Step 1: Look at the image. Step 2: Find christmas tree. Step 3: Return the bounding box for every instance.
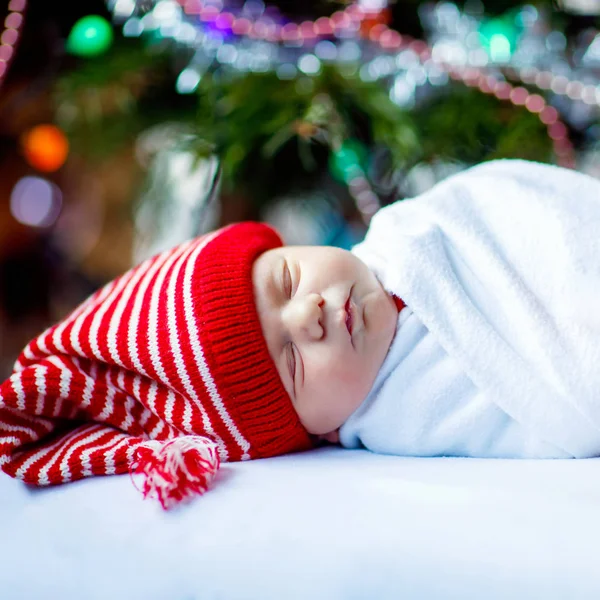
[0,0,598,374]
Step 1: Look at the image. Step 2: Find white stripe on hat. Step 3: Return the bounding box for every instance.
[59,424,107,483]
[120,396,135,432]
[126,245,178,378]
[146,380,158,415]
[183,238,251,460]
[33,365,47,416]
[46,356,73,418]
[0,421,38,437]
[0,436,21,447]
[10,374,26,411]
[1,405,53,430]
[107,251,164,369]
[68,279,120,359]
[47,290,98,355]
[97,367,117,422]
[133,376,154,430]
[23,421,102,484]
[164,389,176,425]
[165,234,229,458]
[81,431,129,477]
[149,419,166,441]
[78,359,97,410]
[104,434,134,475]
[146,241,192,388]
[86,268,139,362]
[17,434,69,482]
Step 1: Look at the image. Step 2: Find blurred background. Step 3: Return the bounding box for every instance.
[0,0,598,377]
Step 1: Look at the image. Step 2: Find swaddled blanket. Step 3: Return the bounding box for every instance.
[342,160,600,459]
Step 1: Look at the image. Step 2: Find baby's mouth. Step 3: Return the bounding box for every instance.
[345,296,353,335]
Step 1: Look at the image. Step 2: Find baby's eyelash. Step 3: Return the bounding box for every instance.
[282,262,293,298]
[287,344,296,389]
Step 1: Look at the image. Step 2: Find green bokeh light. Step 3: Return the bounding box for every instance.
[479,17,520,63]
[67,15,114,57]
[329,139,368,183]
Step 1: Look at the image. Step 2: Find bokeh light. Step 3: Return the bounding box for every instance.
[21,124,69,172]
[66,15,114,57]
[10,176,63,228]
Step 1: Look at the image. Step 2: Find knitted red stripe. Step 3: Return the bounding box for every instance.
[138,245,189,391]
[102,261,154,369]
[110,435,141,474]
[32,424,110,484]
[0,353,171,484]
[0,407,50,439]
[181,236,257,460]
[42,357,90,419]
[102,373,131,431]
[0,431,28,455]
[16,336,43,369]
[3,432,66,482]
[67,427,128,481]
[86,431,137,476]
[117,248,176,373]
[73,361,125,431]
[170,246,221,440]
[177,239,245,459]
[89,269,136,364]
[112,370,151,433]
[149,243,226,444]
[5,423,100,483]
[133,377,169,438]
[62,425,129,483]
[70,285,119,362]
[129,251,169,379]
[53,281,117,360]
[69,358,101,415]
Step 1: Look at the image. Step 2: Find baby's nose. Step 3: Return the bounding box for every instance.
[285,293,324,340]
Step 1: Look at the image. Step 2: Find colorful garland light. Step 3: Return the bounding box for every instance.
[0,0,27,90]
[107,0,599,172]
[176,0,389,44]
[362,21,579,169]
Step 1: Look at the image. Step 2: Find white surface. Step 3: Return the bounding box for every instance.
[1,447,600,599]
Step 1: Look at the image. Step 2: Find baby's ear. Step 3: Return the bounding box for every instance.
[317,430,340,444]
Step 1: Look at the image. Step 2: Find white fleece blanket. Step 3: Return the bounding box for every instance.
[340,307,569,458]
[343,160,600,459]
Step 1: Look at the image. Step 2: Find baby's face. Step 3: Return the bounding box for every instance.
[252,245,398,439]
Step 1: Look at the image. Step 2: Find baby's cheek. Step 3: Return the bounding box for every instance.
[317,357,371,395]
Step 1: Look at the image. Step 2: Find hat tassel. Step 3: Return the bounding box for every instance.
[131,435,220,510]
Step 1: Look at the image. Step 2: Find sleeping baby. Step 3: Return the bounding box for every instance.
[2,159,599,509]
[254,159,600,460]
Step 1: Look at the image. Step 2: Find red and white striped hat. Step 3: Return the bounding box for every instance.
[0,222,312,509]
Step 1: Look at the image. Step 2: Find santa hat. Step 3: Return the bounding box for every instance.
[0,223,312,509]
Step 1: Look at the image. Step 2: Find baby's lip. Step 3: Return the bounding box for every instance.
[345,296,353,336]
[344,285,355,341]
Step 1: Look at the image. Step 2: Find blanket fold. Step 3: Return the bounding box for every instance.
[352,160,600,458]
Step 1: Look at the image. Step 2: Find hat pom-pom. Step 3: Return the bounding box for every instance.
[131,435,220,510]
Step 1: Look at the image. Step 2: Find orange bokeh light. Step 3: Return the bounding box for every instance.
[21,124,69,172]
